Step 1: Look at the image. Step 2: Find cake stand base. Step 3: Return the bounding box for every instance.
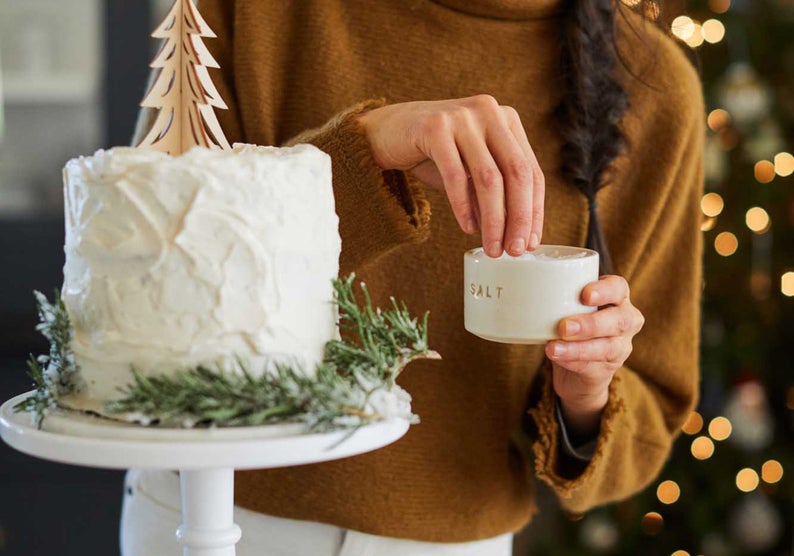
[1,391,409,556]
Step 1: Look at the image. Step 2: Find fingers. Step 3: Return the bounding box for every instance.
[501,106,545,250]
[558,304,645,341]
[409,95,543,251]
[546,336,632,368]
[456,112,506,257]
[581,275,631,307]
[485,110,533,256]
[425,127,479,234]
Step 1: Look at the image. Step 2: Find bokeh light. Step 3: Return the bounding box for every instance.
[701,19,726,43]
[657,480,681,504]
[672,16,696,40]
[691,436,715,460]
[671,551,690,556]
[774,152,794,176]
[754,160,776,183]
[714,232,738,256]
[745,207,770,233]
[708,0,730,12]
[736,468,759,492]
[761,460,783,483]
[681,411,703,435]
[701,193,724,217]
[701,216,717,232]
[685,24,705,47]
[717,127,740,150]
[782,272,794,297]
[641,512,664,535]
[707,108,731,131]
[708,416,732,441]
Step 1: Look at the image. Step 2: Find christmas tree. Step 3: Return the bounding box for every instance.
[136,0,231,154]
[523,0,793,554]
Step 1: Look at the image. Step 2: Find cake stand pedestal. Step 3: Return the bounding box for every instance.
[0,391,409,556]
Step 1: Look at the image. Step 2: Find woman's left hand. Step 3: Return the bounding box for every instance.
[545,275,645,441]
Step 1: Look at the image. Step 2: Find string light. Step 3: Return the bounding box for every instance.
[641,512,664,535]
[708,0,730,13]
[691,436,715,459]
[736,468,759,492]
[657,480,681,504]
[707,108,731,131]
[761,460,783,483]
[672,16,696,40]
[745,207,770,233]
[681,411,703,434]
[754,160,776,183]
[714,232,738,256]
[774,152,794,176]
[701,192,724,217]
[701,19,726,43]
[782,272,794,297]
[685,24,705,48]
[708,416,732,440]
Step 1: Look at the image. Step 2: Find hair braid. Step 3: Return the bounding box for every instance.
[555,0,633,275]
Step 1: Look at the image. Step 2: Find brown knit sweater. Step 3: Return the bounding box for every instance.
[196,0,705,543]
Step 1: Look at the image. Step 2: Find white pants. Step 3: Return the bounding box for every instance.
[120,469,514,556]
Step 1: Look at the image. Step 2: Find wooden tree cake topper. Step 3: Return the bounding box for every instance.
[136,0,232,155]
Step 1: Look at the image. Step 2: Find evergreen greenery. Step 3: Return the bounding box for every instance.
[15,274,440,432]
[13,290,78,428]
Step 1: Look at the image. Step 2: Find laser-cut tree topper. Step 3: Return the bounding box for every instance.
[136,0,231,155]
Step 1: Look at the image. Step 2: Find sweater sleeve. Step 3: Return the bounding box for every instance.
[193,1,432,277]
[280,101,432,277]
[526,94,706,516]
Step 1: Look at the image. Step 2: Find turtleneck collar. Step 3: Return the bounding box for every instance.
[428,0,566,20]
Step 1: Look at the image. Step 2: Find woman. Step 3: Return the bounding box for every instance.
[123,0,704,554]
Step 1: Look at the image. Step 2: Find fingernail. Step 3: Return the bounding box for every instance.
[564,320,580,337]
[465,217,478,234]
[529,233,540,249]
[589,290,601,304]
[553,343,567,358]
[488,240,502,257]
[510,238,525,255]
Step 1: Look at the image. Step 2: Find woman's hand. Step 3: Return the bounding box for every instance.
[545,275,645,441]
[357,95,545,258]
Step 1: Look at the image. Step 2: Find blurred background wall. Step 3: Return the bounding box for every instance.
[0,0,792,555]
[0,2,152,554]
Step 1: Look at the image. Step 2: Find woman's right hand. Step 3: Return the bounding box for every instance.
[356,95,545,258]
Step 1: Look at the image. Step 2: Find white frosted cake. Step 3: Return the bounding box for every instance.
[58,143,342,415]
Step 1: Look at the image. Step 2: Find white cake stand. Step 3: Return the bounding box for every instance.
[0,391,409,556]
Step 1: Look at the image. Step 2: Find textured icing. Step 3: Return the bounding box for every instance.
[61,143,342,404]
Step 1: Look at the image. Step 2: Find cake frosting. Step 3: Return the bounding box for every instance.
[59,143,342,412]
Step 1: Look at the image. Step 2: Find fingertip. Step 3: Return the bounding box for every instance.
[528,232,540,250]
[545,341,557,359]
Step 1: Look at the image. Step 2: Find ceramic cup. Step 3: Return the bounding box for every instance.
[464,245,599,344]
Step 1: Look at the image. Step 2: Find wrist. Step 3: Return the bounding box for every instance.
[557,391,608,443]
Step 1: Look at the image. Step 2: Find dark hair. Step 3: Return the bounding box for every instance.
[555,0,670,275]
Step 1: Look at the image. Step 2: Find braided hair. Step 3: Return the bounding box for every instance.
[555,0,668,275]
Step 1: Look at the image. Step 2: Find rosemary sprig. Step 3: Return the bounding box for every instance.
[14,290,79,428]
[17,274,440,432]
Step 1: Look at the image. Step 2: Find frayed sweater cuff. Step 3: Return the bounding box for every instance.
[284,98,431,275]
